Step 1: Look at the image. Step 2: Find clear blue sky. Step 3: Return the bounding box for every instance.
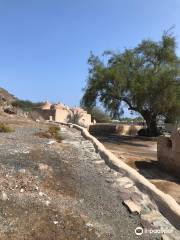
[0,0,180,115]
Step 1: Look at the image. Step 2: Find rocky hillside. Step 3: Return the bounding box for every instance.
[0,87,16,104]
[0,87,17,113]
[0,87,34,117]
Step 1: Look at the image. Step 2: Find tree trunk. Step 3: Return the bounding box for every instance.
[141,111,158,136]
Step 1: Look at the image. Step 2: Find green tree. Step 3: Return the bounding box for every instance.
[12,99,43,112]
[85,107,112,123]
[81,32,180,136]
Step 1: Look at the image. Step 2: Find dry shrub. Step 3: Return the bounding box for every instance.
[0,122,14,133]
[35,125,62,142]
[35,131,51,139]
[28,111,44,121]
[48,125,60,135]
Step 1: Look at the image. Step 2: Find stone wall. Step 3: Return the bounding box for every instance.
[157,130,180,178]
[89,123,142,136]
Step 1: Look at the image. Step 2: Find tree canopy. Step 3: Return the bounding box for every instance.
[84,107,112,123]
[81,31,180,136]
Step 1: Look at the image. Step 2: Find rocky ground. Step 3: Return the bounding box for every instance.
[0,115,178,239]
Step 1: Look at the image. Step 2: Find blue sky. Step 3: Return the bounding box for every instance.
[0,0,180,116]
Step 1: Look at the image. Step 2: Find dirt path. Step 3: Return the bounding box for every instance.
[96,134,180,204]
[0,118,162,240]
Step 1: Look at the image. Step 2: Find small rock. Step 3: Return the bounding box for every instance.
[47,140,56,145]
[1,192,8,201]
[112,172,118,177]
[86,222,94,228]
[123,199,141,214]
[141,210,161,224]
[20,189,25,193]
[39,164,49,171]
[105,178,114,184]
[130,192,143,203]
[23,150,30,154]
[124,182,134,189]
[19,169,26,174]
[53,221,58,225]
[118,191,131,201]
[39,192,45,197]
[79,199,84,204]
[45,201,50,206]
[161,235,171,240]
[94,160,104,164]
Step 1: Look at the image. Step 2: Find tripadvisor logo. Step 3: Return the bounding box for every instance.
[135,226,174,236]
[135,227,143,236]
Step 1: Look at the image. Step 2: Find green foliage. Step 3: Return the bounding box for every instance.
[81,31,180,136]
[86,107,111,123]
[0,123,14,133]
[119,117,144,123]
[12,100,43,112]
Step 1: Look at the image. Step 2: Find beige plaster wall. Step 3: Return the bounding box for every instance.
[89,123,142,136]
[157,130,180,178]
[55,109,72,123]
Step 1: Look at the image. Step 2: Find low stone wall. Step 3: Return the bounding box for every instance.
[89,123,142,136]
[157,130,180,178]
[56,121,180,229]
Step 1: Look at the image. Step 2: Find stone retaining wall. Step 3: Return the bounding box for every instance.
[157,130,180,178]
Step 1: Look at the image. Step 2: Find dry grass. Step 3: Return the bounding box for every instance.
[0,122,14,133]
[35,125,62,142]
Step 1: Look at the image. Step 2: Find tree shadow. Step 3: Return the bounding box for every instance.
[135,160,180,184]
[96,134,150,148]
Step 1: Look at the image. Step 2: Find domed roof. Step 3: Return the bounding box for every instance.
[41,101,52,110]
[51,103,66,110]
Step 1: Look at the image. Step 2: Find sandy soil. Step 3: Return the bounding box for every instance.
[95,134,180,204]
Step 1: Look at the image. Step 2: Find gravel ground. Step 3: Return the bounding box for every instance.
[0,118,162,239]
